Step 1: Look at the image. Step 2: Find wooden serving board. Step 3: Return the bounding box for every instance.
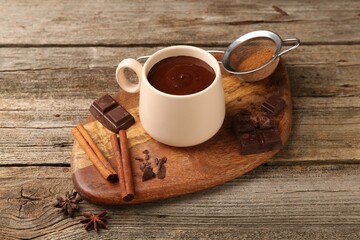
[71,60,292,205]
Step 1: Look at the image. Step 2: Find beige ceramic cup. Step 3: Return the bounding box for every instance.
[116,45,225,147]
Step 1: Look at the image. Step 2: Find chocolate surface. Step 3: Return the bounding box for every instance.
[261,95,286,115]
[232,108,283,155]
[147,56,215,95]
[89,94,135,133]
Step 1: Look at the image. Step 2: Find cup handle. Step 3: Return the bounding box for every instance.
[116,58,142,93]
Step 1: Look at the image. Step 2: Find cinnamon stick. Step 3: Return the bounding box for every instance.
[119,130,135,198]
[110,133,131,201]
[71,125,117,182]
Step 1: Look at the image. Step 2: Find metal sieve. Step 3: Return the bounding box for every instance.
[215,30,300,82]
[136,30,300,82]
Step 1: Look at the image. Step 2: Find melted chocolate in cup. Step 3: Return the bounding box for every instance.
[147,56,215,95]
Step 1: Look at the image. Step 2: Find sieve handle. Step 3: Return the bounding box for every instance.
[207,50,224,64]
[137,55,151,63]
[278,38,300,57]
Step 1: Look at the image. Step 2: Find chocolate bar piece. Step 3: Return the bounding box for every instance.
[89,94,135,133]
[261,95,286,115]
[255,115,277,129]
[238,132,263,155]
[260,128,283,151]
[232,110,255,133]
[237,127,282,155]
[232,108,283,155]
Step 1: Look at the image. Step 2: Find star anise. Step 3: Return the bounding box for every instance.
[54,190,82,217]
[80,211,109,232]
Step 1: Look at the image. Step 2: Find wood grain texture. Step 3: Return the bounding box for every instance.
[0,0,360,46]
[0,0,360,238]
[0,164,359,239]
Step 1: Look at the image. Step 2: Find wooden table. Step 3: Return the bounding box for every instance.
[1,1,359,239]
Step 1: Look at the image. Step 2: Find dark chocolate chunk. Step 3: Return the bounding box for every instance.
[156,156,167,179]
[142,165,156,181]
[237,128,283,155]
[93,94,117,113]
[259,128,283,151]
[140,161,151,172]
[238,109,252,117]
[159,157,167,165]
[89,94,135,133]
[232,109,256,133]
[232,108,283,155]
[261,95,286,115]
[233,121,255,133]
[157,165,166,179]
[238,133,263,155]
[256,115,277,129]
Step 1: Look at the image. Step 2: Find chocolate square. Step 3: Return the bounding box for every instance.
[93,94,118,113]
[261,95,286,115]
[238,133,263,155]
[260,128,283,151]
[89,94,135,133]
[105,105,135,130]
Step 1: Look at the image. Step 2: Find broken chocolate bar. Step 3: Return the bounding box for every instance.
[232,108,283,155]
[238,132,263,155]
[261,95,286,116]
[260,128,283,152]
[89,94,135,133]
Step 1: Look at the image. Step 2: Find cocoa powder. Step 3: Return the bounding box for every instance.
[237,49,275,72]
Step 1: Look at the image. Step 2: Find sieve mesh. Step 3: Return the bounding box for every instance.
[228,37,276,72]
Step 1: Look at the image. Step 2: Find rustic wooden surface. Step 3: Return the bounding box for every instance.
[0,0,359,239]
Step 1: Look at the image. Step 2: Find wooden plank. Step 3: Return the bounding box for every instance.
[0,0,359,45]
[0,164,359,239]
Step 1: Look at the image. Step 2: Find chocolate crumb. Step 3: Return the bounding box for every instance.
[159,157,167,165]
[135,157,144,162]
[140,161,151,172]
[157,165,166,179]
[142,166,156,181]
[138,150,168,181]
[156,157,167,179]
